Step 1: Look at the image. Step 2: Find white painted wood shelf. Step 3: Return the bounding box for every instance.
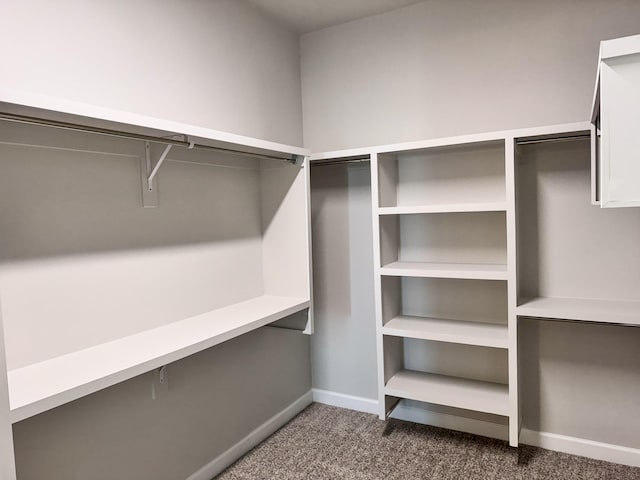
[382,315,508,349]
[0,88,309,159]
[380,261,508,280]
[378,202,507,215]
[517,297,640,326]
[385,370,509,416]
[8,295,309,424]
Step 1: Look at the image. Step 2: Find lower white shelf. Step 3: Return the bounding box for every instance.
[384,370,509,416]
[380,261,508,280]
[8,295,310,423]
[382,315,508,349]
[517,297,640,326]
[377,202,508,215]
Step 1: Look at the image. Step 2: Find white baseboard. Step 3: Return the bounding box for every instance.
[311,388,378,414]
[521,428,640,468]
[392,403,509,441]
[186,388,640,475]
[186,390,313,480]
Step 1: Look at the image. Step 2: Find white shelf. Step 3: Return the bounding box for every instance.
[517,297,640,326]
[8,295,309,423]
[380,261,508,280]
[0,87,309,158]
[385,370,509,416]
[382,315,508,349]
[378,202,507,215]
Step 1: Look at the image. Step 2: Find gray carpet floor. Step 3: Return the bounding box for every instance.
[217,403,640,479]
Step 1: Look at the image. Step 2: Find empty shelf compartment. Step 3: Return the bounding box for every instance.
[385,370,509,416]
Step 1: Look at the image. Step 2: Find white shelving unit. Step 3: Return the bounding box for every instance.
[370,135,517,445]
[309,122,605,449]
[0,88,313,478]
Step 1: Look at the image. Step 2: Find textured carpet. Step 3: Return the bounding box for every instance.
[217,403,640,479]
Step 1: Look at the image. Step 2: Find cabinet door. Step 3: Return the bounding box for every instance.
[600,53,640,208]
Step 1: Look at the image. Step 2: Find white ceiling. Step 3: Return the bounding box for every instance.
[246,0,425,34]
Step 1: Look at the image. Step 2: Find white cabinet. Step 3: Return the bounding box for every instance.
[592,34,640,208]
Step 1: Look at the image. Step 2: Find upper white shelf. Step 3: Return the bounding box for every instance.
[517,297,640,326]
[0,88,309,159]
[309,122,592,162]
[378,202,507,215]
[385,370,509,416]
[382,315,508,349]
[380,261,508,280]
[8,295,309,423]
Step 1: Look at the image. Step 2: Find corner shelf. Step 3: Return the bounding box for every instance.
[378,202,507,215]
[382,315,508,349]
[8,295,309,423]
[517,297,640,326]
[380,261,508,280]
[385,370,509,416]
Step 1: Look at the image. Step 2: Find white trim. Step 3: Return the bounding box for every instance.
[392,402,508,441]
[312,388,378,414]
[185,390,313,480]
[520,429,640,468]
[308,122,591,162]
[600,34,640,61]
[202,389,640,470]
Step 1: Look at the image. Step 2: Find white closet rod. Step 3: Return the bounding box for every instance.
[0,112,302,164]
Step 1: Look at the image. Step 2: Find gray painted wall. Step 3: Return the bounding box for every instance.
[14,327,310,480]
[310,164,377,400]
[0,1,310,478]
[301,0,640,152]
[0,0,303,146]
[303,0,640,448]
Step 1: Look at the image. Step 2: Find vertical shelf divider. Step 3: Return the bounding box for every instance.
[371,152,389,419]
[505,136,519,447]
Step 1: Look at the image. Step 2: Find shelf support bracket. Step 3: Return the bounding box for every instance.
[147,143,172,191]
[140,142,173,208]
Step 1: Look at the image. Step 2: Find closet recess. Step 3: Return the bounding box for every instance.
[0,88,313,427]
[516,127,640,326]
